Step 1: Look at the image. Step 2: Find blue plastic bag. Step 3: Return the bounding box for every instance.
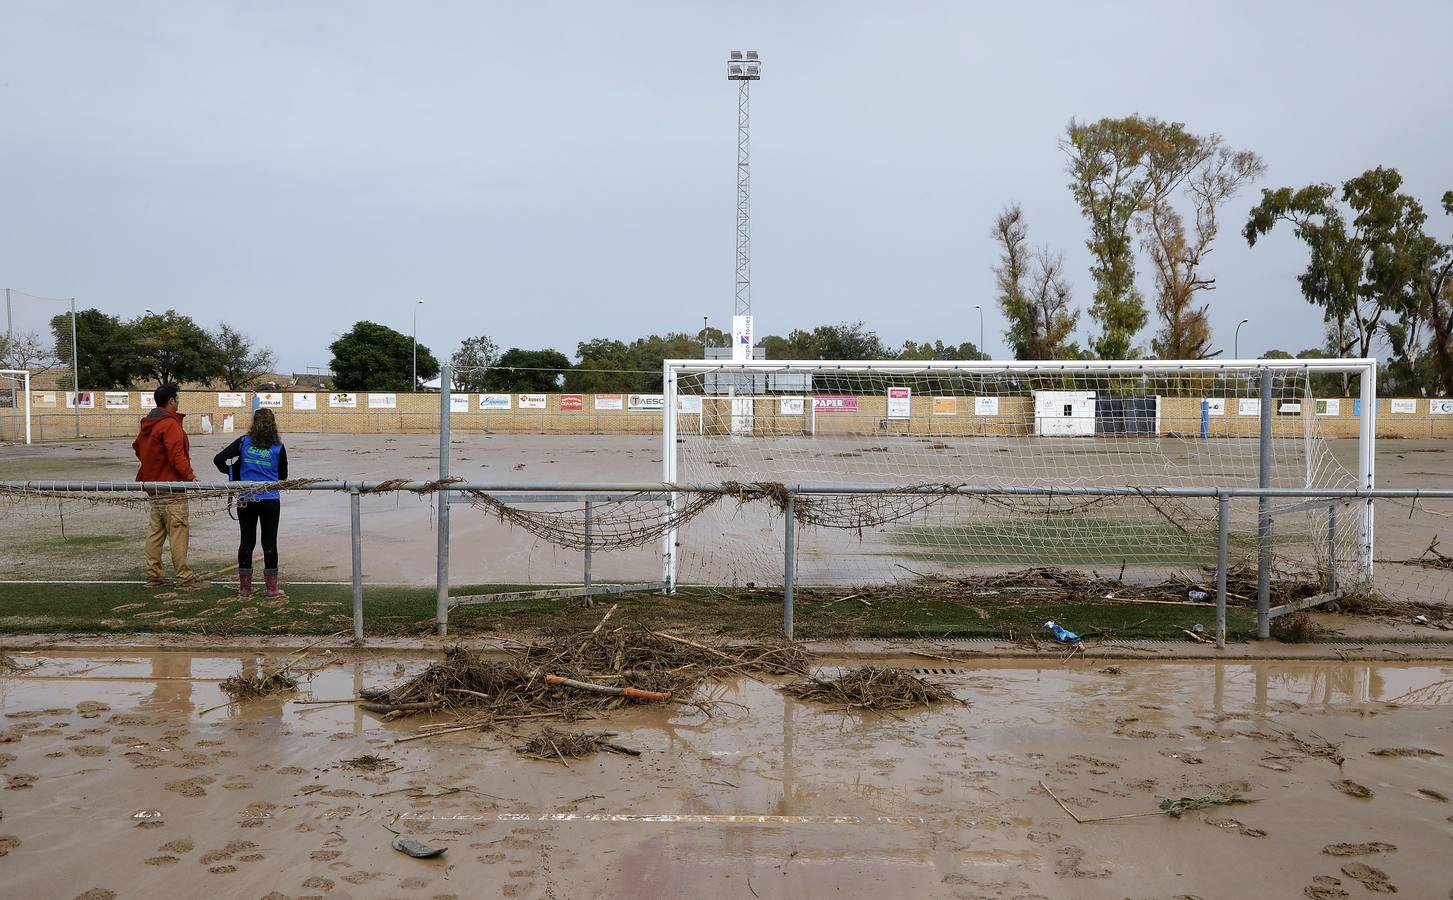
[1043,620,1080,643]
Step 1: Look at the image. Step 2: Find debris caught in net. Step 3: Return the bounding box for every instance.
[783,666,958,711]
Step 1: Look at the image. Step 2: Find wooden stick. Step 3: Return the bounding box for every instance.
[447,689,491,701]
[592,604,618,634]
[597,740,642,756]
[361,700,443,714]
[545,674,672,702]
[394,722,483,743]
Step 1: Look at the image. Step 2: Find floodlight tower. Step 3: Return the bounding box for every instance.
[727,50,760,359]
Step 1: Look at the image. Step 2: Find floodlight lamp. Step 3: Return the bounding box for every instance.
[729,64,744,77]
[729,50,743,60]
[745,50,758,59]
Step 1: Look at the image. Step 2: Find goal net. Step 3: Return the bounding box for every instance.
[662,359,1375,593]
[0,369,31,444]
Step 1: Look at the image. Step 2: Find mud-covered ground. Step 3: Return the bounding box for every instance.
[1,650,1450,898]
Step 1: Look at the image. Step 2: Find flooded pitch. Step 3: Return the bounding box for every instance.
[2,651,1451,898]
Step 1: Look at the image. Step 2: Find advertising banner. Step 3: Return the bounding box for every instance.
[330,392,357,408]
[1390,399,1417,414]
[1315,399,1340,416]
[449,393,470,413]
[30,392,56,407]
[255,391,284,409]
[1432,399,1453,415]
[293,393,317,410]
[595,394,624,411]
[780,397,804,415]
[887,386,911,419]
[676,395,702,415]
[932,396,957,416]
[1202,398,1226,416]
[628,394,664,411]
[813,396,858,413]
[731,314,753,361]
[200,413,213,434]
[479,394,512,410]
[66,391,94,409]
[518,394,547,409]
[560,394,584,411]
[975,396,1000,416]
[368,393,397,409]
[104,392,130,409]
[1237,398,1260,417]
[222,413,235,433]
[218,392,246,408]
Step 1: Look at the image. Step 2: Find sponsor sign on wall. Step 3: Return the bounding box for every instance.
[449,394,470,413]
[731,314,753,361]
[1278,401,1302,415]
[628,394,664,411]
[222,413,235,433]
[813,396,858,412]
[518,394,547,409]
[932,396,957,416]
[1202,398,1226,416]
[974,396,999,416]
[595,394,624,411]
[67,391,94,409]
[1315,399,1340,416]
[255,391,284,409]
[676,395,702,415]
[30,392,56,406]
[1390,399,1416,414]
[200,413,213,434]
[560,394,584,411]
[1432,399,1453,415]
[479,394,512,410]
[780,397,804,415]
[218,392,246,408]
[1237,398,1260,417]
[368,393,397,409]
[887,386,911,419]
[293,393,317,410]
[330,392,357,408]
[104,392,130,409]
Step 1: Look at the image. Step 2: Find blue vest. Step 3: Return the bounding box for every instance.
[239,436,283,501]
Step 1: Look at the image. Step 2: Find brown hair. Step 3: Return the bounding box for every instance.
[248,408,280,449]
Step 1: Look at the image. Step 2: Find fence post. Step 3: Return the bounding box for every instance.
[583,500,594,609]
[435,365,452,636]
[1215,492,1229,649]
[1256,369,1273,640]
[350,487,364,642]
[783,495,796,640]
[1327,503,1338,596]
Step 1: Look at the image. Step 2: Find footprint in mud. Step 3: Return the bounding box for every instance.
[207,865,237,874]
[5,773,37,789]
[0,836,20,857]
[164,776,215,798]
[341,871,382,884]
[1340,862,1396,892]
[1324,842,1397,856]
[0,752,15,768]
[1415,788,1448,802]
[310,850,342,862]
[158,838,193,854]
[400,876,431,889]
[143,856,180,866]
[277,766,308,775]
[1331,779,1373,799]
[72,891,116,900]
[76,701,110,719]
[1025,830,1058,844]
[477,852,507,864]
[1304,874,1348,899]
[302,875,335,891]
[1053,845,1109,879]
[71,745,108,757]
[1370,747,1443,759]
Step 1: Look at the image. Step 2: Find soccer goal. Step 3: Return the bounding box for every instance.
[0,369,32,444]
[660,358,1376,592]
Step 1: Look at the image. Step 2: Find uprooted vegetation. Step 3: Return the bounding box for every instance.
[219,669,299,701]
[783,666,959,711]
[1270,612,1324,643]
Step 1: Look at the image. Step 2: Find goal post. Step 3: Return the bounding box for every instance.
[661,357,1377,591]
[0,369,32,445]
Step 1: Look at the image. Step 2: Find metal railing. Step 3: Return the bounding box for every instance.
[4,478,1452,646]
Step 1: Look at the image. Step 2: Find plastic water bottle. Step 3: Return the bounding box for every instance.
[1188,590,1209,602]
[1043,620,1080,643]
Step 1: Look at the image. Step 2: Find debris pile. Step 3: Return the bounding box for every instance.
[1269,612,1324,643]
[219,668,299,701]
[784,666,958,711]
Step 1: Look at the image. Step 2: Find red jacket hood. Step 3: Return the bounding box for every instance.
[134,408,196,482]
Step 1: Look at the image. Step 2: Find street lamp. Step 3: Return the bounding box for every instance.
[1234,318,1250,359]
[974,304,985,360]
[412,300,425,391]
[702,316,710,357]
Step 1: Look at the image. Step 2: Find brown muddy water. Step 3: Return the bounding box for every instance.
[1,652,1451,898]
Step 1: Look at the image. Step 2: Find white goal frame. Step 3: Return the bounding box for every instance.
[660,357,1378,589]
[0,369,32,445]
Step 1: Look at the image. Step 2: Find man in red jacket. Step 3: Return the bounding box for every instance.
[133,384,198,586]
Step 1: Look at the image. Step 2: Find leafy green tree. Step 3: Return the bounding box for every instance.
[1064,115,1212,358]
[328,320,438,392]
[482,348,571,392]
[1411,192,1453,395]
[450,335,501,392]
[50,308,136,388]
[214,323,278,390]
[991,204,1080,360]
[758,322,890,360]
[1244,167,1426,366]
[128,310,225,387]
[896,339,981,360]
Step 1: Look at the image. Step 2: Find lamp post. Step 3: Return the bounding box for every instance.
[974,304,985,360]
[412,300,425,391]
[1234,318,1250,359]
[702,316,710,357]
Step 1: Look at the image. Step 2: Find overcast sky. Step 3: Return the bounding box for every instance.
[3,0,1451,372]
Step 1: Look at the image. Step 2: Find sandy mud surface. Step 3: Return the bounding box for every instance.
[1,650,1450,898]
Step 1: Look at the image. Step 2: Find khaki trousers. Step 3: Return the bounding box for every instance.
[145,496,194,584]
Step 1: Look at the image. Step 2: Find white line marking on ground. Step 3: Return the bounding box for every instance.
[402,813,929,825]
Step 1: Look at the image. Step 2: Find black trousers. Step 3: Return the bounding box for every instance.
[238,499,281,570]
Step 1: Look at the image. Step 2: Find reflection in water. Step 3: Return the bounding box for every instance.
[144,651,193,713]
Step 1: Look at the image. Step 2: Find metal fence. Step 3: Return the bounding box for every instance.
[3,477,1451,647]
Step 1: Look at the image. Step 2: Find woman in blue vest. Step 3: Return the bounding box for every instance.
[213,408,289,598]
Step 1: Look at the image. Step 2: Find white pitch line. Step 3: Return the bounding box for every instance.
[402,812,929,826]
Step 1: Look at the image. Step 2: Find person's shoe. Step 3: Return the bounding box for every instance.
[145,577,167,588]
[264,569,284,598]
[238,569,253,599]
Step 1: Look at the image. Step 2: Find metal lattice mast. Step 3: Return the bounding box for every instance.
[727,51,761,319]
